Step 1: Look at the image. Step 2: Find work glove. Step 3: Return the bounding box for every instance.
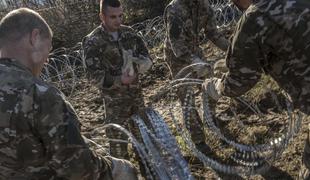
[121,70,137,85]
[122,49,138,85]
[108,156,138,180]
[136,55,152,74]
[202,77,222,101]
[122,49,136,76]
[122,49,152,74]
[191,55,213,78]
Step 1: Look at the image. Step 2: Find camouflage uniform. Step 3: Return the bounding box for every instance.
[0,58,112,179]
[216,0,310,178]
[82,25,151,159]
[164,0,229,70]
[163,0,229,149]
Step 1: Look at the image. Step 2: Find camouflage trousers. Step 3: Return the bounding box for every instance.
[102,85,146,159]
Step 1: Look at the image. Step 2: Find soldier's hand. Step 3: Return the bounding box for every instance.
[113,75,123,87]
[109,157,138,180]
[123,49,152,74]
[202,77,222,101]
[191,56,213,78]
[123,49,140,62]
[121,69,137,85]
[136,56,152,74]
[122,49,135,76]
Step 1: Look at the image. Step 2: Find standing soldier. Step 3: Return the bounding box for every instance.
[82,0,152,160]
[203,0,310,179]
[164,0,230,152]
[0,8,137,179]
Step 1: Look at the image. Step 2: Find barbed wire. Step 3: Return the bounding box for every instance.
[3,1,302,178]
[40,4,237,96]
[91,111,194,180]
[132,16,165,49]
[209,0,242,28]
[40,43,85,96]
[149,64,302,175]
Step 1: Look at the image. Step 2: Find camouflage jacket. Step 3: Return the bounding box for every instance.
[82,24,151,89]
[219,0,310,114]
[0,58,112,179]
[164,0,229,62]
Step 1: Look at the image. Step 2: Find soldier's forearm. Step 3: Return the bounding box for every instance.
[168,37,192,59]
[132,56,152,73]
[171,45,192,59]
[205,27,230,51]
[171,51,192,63]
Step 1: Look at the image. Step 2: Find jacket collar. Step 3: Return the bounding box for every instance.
[0,58,33,75]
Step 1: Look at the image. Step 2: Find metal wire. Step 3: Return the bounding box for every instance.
[40,43,85,96]
[209,0,242,28]
[151,62,303,175]
[94,112,194,180]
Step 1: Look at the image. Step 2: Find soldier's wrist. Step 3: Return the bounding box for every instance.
[98,156,114,179]
[103,74,114,88]
[190,54,203,63]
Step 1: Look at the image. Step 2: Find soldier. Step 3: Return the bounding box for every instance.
[163,0,230,152]
[164,0,230,76]
[203,0,310,179]
[0,8,137,179]
[82,0,152,160]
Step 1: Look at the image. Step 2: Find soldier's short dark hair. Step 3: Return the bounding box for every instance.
[0,8,52,47]
[100,0,121,14]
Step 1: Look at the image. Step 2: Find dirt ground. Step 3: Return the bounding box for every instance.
[67,43,310,180]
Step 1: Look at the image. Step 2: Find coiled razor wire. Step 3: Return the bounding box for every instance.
[40,43,85,96]
[168,105,272,176]
[143,108,194,179]
[151,62,303,176]
[12,0,243,94]
[201,90,302,163]
[209,0,242,28]
[132,16,165,49]
[130,0,241,50]
[91,108,194,180]
[91,124,156,180]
